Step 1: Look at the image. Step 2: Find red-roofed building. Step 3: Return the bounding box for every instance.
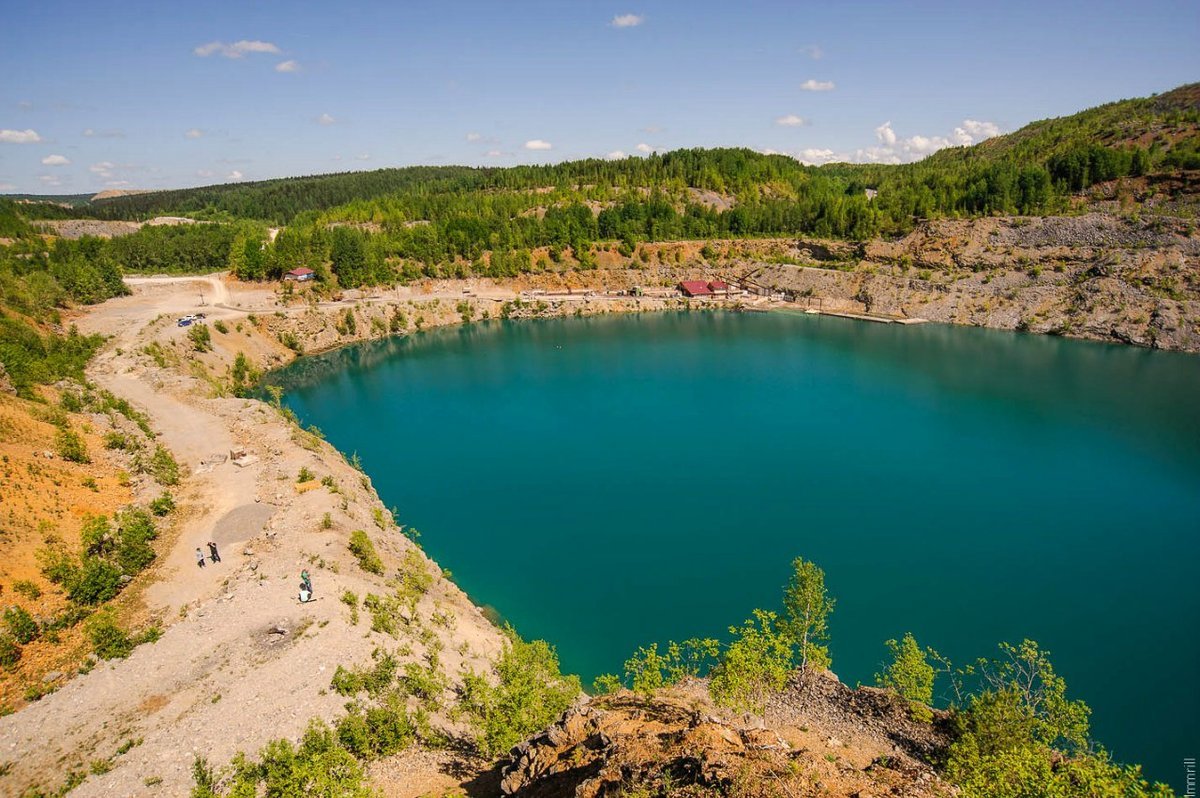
[708,280,730,295]
[284,267,316,282]
[678,280,713,297]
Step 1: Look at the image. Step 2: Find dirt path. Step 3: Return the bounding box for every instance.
[0,277,508,797]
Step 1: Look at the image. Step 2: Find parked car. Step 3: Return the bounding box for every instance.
[177,318,193,327]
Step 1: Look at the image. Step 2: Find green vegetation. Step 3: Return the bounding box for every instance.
[458,628,582,756]
[85,610,133,660]
[875,632,936,722]
[187,323,211,352]
[348,529,384,575]
[708,609,794,713]
[782,556,835,670]
[38,508,160,606]
[3,606,39,645]
[191,721,373,798]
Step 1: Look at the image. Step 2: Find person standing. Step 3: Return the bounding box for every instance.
[208,541,221,564]
[195,547,206,568]
[300,569,313,596]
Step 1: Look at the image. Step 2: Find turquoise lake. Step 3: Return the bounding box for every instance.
[269,311,1200,787]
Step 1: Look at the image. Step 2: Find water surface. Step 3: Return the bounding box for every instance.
[270,311,1200,786]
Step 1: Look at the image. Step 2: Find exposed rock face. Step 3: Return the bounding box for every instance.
[500,674,955,798]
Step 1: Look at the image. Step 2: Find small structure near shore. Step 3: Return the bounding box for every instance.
[678,280,713,297]
[284,267,315,282]
[678,280,733,298]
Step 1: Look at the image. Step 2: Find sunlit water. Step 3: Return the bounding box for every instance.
[268,311,1200,787]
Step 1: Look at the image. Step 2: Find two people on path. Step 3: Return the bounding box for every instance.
[299,569,314,602]
[196,542,221,567]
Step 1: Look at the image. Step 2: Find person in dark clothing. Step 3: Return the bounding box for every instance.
[207,541,221,563]
[195,547,206,568]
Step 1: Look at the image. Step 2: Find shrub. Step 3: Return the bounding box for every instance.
[55,427,90,463]
[149,492,175,516]
[68,558,122,605]
[213,319,229,334]
[458,629,582,757]
[114,507,157,574]
[622,637,721,694]
[348,530,384,575]
[336,702,416,760]
[11,580,41,600]
[211,720,372,798]
[3,606,38,644]
[875,633,935,722]
[0,634,21,669]
[188,323,212,351]
[709,609,793,714]
[297,466,314,483]
[592,673,623,695]
[37,543,79,587]
[104,431,131,450]
[86,611,132,659]
[148,444,179,485]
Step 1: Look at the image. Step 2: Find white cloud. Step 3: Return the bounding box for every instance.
[90,161,115,178]
[196,169,215,178]
[0,129,41,144]
[606,150,628,160]
[317,113,335,125]
[800,79,835,92]
[105,180,130,187]
[0,182,15,190]
[611,13,644,27]
[39,174,62,187]
[524,139,552,150]
[635,142,652,153]
[484,149,505,158]
[847,118,1003,164]
[227,170,244,180]
[775,114,807,127]
[275,60,300,73]
[194,40,281,59]
[953,119,1001,145]
[875,121,897,146]
[185,128,204,139]
[355,153,370,161]
[797,148,840,165]
[466,132,482,142]
[83,128,124,139]
[41,154,70,166]
[799,44,823,60]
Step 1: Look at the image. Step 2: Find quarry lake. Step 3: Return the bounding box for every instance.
[270,310,1200,786]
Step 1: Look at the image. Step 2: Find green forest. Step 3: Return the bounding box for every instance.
[1,83,1197,392]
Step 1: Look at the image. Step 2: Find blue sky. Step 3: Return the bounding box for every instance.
[2,0,1197,194]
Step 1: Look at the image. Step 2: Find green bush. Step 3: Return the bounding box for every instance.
[348,530,384,575]
[149,492,175,516]
[114,507,158,574]
[188,323,212,351]
[86,611,132,659]
[68,558,122,605]
[148,444,180,485]
[0,633,22,668]
[55,427,90,463]
[3,606,39,644]
[458,629,581,757]
[11,580,42,600]
[875,633,935,722]
[205,720,372,798]
[708,609,793,714]
[336,702,416,760]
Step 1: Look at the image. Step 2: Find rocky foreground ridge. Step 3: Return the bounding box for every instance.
[500,673,954,798]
